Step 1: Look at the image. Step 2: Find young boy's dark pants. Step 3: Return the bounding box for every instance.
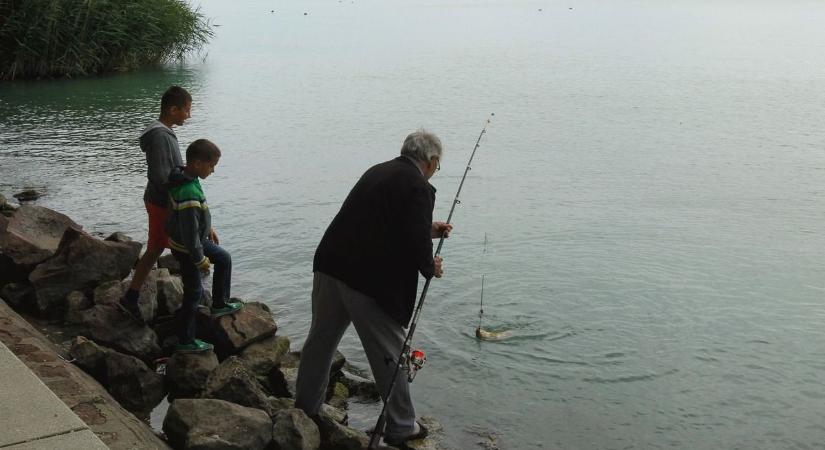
[172,240,232,344]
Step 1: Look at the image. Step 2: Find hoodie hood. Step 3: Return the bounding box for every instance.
[139,120,175,151]
[165,166,196,189]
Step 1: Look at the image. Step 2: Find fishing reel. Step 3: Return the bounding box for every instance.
[404,347,426,382]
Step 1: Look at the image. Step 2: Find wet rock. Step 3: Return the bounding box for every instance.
[326,381,349,410]
[320,418,370,450]
[320,403,348,425]
[403,416,444,450]
[166,349,219,399]
[330,350,347,374]
[28,227,141,314]
[78,304,161,359]
[157,253,181,275]
[64,290,92,324]
[340,367,379,400]
[203,356,273,415]
[164,398,273,450]
[156,268,183,316]
[239,334,291,378]
[206,301,278,358]
[0,195,16,217]
[13,189,42,202]
[0,282,34,310]
[69,336,165,412]
[271,408,321,450]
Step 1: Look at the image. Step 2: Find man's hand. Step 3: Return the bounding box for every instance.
[431,222,452,239]
[433,256,444,278]
[208,228,220,244]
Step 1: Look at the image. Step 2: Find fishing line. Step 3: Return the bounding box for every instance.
[476,233,487,333]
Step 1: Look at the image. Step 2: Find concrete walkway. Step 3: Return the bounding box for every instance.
[0,341,109,449]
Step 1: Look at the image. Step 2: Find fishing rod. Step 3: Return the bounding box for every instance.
[368,113,495,449]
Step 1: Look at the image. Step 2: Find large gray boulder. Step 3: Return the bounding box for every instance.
[156,268,183,316]
[166,349,219,399]
[271,408,321,450]
[203,356,273,415]
[28,227,141,314]
[69,336,165,412]
[239,334,291,378]
[78,304,161,359]
[0,205,81,266]
[163,398,273,450]
[204,301,278,359]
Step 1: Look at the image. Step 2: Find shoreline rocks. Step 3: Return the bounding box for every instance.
[0,198,446,450]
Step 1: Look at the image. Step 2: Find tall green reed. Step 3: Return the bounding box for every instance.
[0,0,213,80]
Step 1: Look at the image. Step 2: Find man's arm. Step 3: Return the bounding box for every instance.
[399,184,436,279]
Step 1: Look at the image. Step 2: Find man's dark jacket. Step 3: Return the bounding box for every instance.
[314,156,436,326]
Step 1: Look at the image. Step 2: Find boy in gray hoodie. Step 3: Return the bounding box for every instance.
[120,86,197,323]
[166,139,241,352]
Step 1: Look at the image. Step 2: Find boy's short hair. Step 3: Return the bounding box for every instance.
[161,86,192,112]
[186,139,221,162]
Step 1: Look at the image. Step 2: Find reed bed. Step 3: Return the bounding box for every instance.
[0,0,213,80]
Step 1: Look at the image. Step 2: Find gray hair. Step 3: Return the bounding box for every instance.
[400,129,442,162]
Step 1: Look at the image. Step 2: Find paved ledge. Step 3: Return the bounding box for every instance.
[0,300,171,449]
[0,341,108,449]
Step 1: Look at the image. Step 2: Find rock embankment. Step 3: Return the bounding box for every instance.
[0,198,443,450]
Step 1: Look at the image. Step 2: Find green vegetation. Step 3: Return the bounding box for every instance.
[0,0,213,80]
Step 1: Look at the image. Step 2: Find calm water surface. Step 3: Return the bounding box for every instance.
[1,1,824,448]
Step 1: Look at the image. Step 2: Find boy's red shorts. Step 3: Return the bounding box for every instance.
[145,201,169,250]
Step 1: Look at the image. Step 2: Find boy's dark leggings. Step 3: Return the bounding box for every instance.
[172,240,232,344]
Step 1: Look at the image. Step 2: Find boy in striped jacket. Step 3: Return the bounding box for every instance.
[165,139,241,353]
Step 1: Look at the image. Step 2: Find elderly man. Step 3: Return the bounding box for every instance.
[295,129,451,446]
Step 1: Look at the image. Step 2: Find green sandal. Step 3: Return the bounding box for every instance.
[176,339,214,353]
[211,302,243,318]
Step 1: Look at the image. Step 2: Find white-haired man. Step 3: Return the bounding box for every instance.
[295,129,452,446]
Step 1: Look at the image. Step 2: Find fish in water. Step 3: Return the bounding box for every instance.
[475,327,511,341]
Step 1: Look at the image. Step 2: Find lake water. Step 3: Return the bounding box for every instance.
[2,0,824,448]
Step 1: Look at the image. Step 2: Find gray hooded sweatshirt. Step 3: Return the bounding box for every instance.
[140,120,183,207]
